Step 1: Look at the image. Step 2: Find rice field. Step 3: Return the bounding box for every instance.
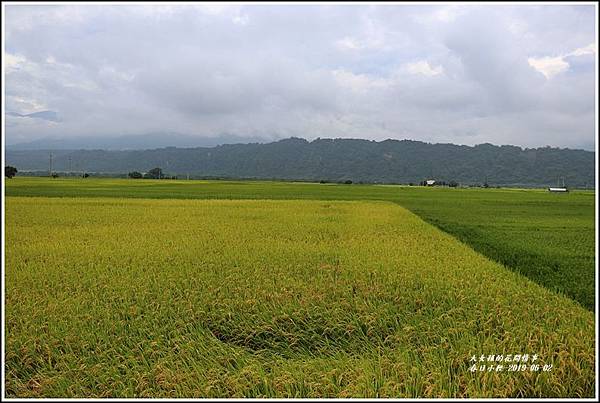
[6,177,596,310]
[4,193,596,398]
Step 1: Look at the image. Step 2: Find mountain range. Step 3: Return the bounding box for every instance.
[5,137,595,188]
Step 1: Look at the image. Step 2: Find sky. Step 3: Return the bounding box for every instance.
[3,3,597,150]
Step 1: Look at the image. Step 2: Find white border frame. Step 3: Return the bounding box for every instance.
[1,1,598,401]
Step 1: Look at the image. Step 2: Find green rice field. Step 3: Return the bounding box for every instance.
[7,177,596,310]
[4,177,597,397]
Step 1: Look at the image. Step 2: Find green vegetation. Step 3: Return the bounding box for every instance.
[128,171,143,179]
[5,197,595,397]
[144,167,163,179]
[398,190,596,312]
[6,177,595,310]
[6,137,595,187]
[5,165,18,178]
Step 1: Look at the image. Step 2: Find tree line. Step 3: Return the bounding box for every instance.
[128,167,177,180]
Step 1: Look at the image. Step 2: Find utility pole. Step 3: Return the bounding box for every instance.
[68,157,72,176]
[49,153,53,177]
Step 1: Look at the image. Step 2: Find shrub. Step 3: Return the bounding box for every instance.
[128,171,143,179]
[5,166,17,178]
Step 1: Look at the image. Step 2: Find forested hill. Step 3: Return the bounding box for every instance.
[6,137,595,187]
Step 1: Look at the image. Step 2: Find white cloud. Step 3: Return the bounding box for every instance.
[528,42,596,79]
[335,37,361,51]
[332,69,389,92]
[3,4,596,150]
[10,96,47,113]
[433,5,467,22]
[412,5,470,24]
[567,43,596,57]
[5,52,27,71]
[232,14,249,25]
[334,33,385,51]
[196,4,239,16]
[527,56,570,79]
[334,14,387,52]
[507,20,528,35]
[404,60,444,76]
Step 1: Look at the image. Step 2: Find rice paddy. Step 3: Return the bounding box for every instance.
[6,177,596,310]
[3,178,597,397]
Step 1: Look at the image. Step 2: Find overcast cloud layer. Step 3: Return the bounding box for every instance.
[4,4,597,150]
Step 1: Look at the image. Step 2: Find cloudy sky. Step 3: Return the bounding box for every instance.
[3,3,597,149]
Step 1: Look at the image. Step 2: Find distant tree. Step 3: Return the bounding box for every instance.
[449,180,458,188]
[82,173,89,178]
[344,180,353,184]
[5,166,17,178]
[145,167,163,179]
[483,182,489,188]
[51,173,59,178]
[128,171,143,179]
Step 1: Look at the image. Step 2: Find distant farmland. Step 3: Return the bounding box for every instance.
[4,178,596,397]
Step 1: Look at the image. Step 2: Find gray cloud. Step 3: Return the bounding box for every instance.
[4,4,596,150]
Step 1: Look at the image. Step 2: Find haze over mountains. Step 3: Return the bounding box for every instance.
[6,137,595,188]
[6,133,274,150]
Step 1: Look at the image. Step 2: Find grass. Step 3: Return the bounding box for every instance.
[4,197,595,397]
[6,177,596,310]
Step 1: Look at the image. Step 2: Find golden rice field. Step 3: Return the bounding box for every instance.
[4,196,595,397]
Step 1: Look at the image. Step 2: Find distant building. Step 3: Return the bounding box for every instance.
[426,179,436,186]
[548,187,568,193]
